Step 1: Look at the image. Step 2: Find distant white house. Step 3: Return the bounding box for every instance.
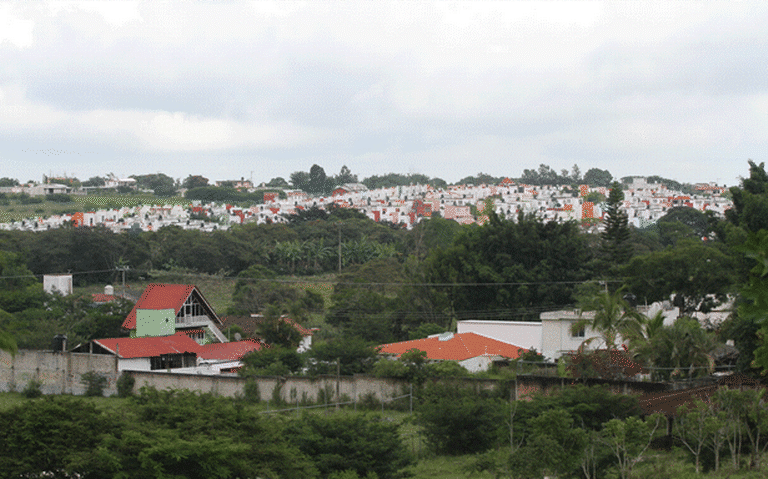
[43,274,73,296]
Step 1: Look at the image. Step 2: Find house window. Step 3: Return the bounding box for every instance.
[150,353,197,370]
[572,327,585,338]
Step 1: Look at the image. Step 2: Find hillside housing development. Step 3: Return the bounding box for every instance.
[0,176,731,233]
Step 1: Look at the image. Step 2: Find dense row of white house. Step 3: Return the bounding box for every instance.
[0,177,731,232]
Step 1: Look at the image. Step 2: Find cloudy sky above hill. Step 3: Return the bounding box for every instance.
[1,1,766,186]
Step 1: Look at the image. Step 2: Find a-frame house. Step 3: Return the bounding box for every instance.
[121,284,227,344]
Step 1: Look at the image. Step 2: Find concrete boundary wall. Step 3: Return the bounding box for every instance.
[0,350,119,396]
[2,349,673,403]
[128,371,412,404]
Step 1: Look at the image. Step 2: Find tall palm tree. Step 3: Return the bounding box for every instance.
[571,289,645,351]
[627,310,666,368]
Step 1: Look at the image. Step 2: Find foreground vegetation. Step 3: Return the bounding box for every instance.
[3,382,768,479]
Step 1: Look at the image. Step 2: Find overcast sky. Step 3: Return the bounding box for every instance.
[1,1,766,187]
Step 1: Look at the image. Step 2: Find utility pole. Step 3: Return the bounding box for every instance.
[338,222,342,273]
[116,264,129,297]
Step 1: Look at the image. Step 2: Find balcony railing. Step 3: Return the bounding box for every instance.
[175,315,212,326]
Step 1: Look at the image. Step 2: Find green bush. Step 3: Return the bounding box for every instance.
[45,193,71,203]
[81,371,108,397]
[116,372,135,397]
[22,380,43,398]
[16,193,43,204]
[243,378,260,403]
[415,383,510,455]
[285,412,410,478]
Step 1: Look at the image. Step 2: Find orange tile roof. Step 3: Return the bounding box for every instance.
[122,284,220,330]
[378,332,528,361]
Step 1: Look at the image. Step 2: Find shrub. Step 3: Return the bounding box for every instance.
[415,383,510,455]
[22,380,43,398]
[81,371,108,397]
[284,412,410,478]
[45,193,71,203]
[270,382,284,406]
[243,378,260,403]
[116,372,135,397]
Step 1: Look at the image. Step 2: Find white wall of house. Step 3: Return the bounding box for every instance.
[297,335,312,353]
[458,355,495,373]
[540,310,600,361]
[457,320,542,351]
[43,274,73,296]
[117,357,152,372]
[175,360,243,375]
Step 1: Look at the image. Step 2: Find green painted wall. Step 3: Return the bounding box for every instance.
[136,309,176,337]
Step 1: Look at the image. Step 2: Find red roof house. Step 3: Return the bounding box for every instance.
[122,284,227,343]
[379,332,529,372]
[72,331,262,374]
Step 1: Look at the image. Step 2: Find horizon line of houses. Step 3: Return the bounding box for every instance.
[0,176,732,233]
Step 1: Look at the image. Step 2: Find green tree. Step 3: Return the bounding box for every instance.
[735,230,768,374]
[266,176,289,187]
[571,288,645,352]
[415,383,509,455]
[254,304,304,349]
[285,412,410,479]
[674,399,725,473]
[182,174,209,189]
[726,160,768,233]
[239,345,304,376]
[583,167,613,187]
[600,415,664,479]
[657,206,711,241]
[601,181,632,269]
[0,250,44,313]
[0,177,20,187]
[309,164,331,196]
[0,396,108,478]
[81,176,106,187]
[308,337,378,375]
[634,317,716,381]
[0,326,17,356]
[424,212,593,321]
[508,408,589,479]
[623,240,736,316]
[333,165,358,186]
[130,172,177,196]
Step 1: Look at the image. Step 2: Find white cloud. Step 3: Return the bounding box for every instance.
[0,5,34,48]
[1,0,767,186]
[48,1,142,27]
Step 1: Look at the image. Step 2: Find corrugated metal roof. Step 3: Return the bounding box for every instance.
[94,333,201,358]
[92,333,261,361]
[198,339,262,360]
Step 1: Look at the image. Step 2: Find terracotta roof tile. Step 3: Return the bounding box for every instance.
[379,332,528,361]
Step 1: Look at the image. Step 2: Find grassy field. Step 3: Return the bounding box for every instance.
[0,193,189,223]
